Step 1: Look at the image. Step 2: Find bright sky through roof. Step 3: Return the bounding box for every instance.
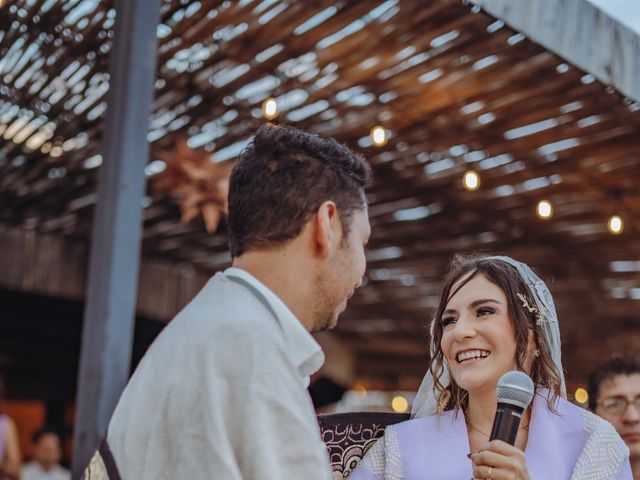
[587,0,640,33]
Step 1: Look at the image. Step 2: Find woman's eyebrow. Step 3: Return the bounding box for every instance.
[469,298,501,308]
[443,299,500,315]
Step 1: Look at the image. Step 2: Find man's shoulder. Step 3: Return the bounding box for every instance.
[177,273,278,327]
[21,461,38,472]
[52,464,72,480]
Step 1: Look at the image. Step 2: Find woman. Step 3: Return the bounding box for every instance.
[0,374,21,480]
[350,255,631,479]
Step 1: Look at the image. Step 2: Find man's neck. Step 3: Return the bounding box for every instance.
[631,456,639,480]
[38,462,55,472]
[232,250,314,331]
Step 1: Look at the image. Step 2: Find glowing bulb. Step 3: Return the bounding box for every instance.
[353,383,367,397]
[536,199,553,219]
[262,97,278,120]
[391,395,408,413]
[370,126,388,147]
[462,170,480,191]
[608,215,623,234]
[574,387,589,405]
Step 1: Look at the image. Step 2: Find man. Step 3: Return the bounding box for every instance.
[21,428,70,480]
[89,124,371,479]
[588,354,640,479]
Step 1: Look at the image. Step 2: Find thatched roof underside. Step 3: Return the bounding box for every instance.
[1,0,640,392]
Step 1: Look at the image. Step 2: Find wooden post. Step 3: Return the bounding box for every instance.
[71,0,161,476]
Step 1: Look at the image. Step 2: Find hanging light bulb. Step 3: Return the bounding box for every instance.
[462,170,481,191]
[608,215,624,234]
[391,395,408,413]
[574,387,589,405]
[262,97,278,120]
[536,199,553,219]
[370,126,388,147]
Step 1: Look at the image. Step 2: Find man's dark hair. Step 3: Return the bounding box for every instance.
[32,426,62,444]
[227,124,370,257]
[587,354,640,410]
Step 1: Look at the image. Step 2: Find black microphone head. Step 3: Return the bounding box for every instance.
[496,371,535,409]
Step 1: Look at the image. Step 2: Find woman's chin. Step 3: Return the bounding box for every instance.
[454,373,499,396]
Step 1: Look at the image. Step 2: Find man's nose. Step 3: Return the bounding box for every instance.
[621,402,640,423]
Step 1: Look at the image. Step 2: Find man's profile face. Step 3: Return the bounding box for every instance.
[595,373,640,459]
[312,207,370,332]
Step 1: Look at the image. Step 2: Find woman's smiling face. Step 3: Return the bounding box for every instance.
[440,272,519,396]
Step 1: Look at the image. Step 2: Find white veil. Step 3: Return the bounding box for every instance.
[411,255,567,419]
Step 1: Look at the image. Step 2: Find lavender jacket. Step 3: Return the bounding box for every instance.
[350,389,632,480]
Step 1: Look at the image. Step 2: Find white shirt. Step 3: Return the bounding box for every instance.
[106,268,332,480]
[21,462,70,480]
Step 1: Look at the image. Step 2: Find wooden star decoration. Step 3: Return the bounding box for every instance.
[150,137,233,233]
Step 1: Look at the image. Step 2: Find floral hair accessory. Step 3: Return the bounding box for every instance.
[517,292,541,324]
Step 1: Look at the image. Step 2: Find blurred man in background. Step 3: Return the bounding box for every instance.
[589,354,640,479]
[21,427,69,480]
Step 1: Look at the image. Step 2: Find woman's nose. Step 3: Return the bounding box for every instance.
[452,315,476,341]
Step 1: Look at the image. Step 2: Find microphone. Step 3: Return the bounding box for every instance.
[489,371,535,445]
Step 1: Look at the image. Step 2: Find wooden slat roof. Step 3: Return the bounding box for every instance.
[1,0,639,393]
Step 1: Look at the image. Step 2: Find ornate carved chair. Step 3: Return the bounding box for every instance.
[317,411,410,479]
[84,411,410,479]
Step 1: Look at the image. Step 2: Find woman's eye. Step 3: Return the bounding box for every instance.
[441,316,457,328]
[477,306,495,316]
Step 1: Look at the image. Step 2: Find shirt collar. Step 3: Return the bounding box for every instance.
[223,267,325,382]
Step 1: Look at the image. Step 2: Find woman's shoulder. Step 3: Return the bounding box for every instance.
[539,390,628,453]
[389,409,460,433]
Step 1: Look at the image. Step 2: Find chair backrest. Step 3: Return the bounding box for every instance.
[317,411,410,478]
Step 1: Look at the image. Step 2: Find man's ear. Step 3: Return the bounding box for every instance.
[314,201,342,257]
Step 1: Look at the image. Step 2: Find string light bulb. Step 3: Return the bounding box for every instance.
[536,199,553,219]
[574,387,589,405]
[607,215,624,234]
[353,383,367,397]
[262,97,278,120]
[370,126,388,147]
[391,395,408,413]
[462,170,481,191]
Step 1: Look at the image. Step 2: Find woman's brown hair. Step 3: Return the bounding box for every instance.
[429,254,563,412]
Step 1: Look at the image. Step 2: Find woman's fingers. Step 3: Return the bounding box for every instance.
[471,463,498,479]
[470,441,529,479]
[482,440,526,456]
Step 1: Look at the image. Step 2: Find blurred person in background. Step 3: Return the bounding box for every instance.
[21,427,69,480]
[589,355,640,479]
[0,374,21,480]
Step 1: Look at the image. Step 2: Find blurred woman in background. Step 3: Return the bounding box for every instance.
[0,374,21,480]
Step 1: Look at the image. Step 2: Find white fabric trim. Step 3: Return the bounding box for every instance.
[570,410,630,480]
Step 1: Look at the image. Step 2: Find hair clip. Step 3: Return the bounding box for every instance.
[517,292,542,323]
